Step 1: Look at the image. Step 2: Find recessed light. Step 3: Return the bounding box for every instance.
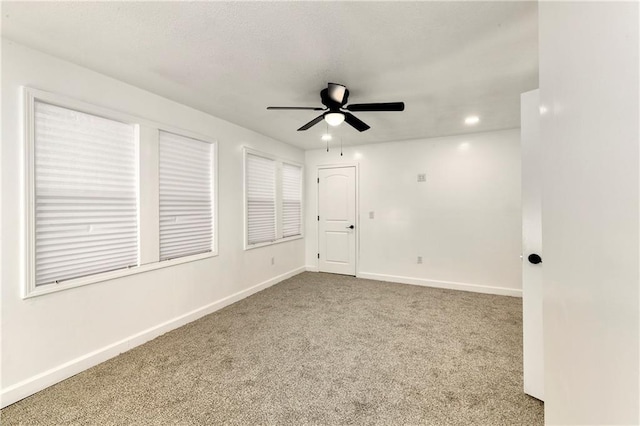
[465,116,480,125]
[321,134,332,141]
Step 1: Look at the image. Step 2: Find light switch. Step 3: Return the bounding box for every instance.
[417,173,426,182]
[369,211,375,219]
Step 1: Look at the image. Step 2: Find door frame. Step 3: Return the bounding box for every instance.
[316,163,359,275]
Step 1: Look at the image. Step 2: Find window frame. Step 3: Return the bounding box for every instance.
[158,129,218,261]
[23,87,218,299]
[244,150,278,247]
[281,161,304,239]
[243,147,304,250]
[153,126,219,266]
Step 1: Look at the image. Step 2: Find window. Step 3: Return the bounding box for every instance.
[244,149,303,248]
[245,153,277,245]
[159,131,214,260]
[282,163,303,238]
[32,100,138,287]
[24,88,218,298]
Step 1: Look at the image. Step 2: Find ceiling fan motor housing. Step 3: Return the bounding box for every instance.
[320,87,349,110]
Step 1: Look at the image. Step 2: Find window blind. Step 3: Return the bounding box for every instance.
[159,131,213,261]
[34,101,138,286]
[282,163,302,238]
[246,153,276,245]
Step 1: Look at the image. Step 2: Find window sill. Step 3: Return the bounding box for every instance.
[23,251,218,299]
[244,234,303,251]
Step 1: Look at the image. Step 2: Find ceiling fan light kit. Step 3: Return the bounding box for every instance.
[324,112,345,126]
[267,83,405,132]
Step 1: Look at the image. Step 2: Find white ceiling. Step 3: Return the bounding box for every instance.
[1,1,538,150]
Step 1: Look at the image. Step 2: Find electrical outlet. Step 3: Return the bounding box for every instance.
[369,211,375,219]
[417,173,426,183]
[271,257,275,265]
[417,256,423,264]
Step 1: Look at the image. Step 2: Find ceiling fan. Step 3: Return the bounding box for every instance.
[267,83,405,132]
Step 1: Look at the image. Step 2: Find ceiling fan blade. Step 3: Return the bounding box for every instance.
[328,83,347,104]
[346,102,405,112]
[344,112,370,132]
[297,114,325,131]
[267,106,325,111]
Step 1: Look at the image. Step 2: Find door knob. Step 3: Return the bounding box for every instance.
[347,225,355,229]
[528,254,542,264]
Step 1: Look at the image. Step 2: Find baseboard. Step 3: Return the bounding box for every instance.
[0,266,305,408]
[305,265,319,272]
[356,272,522,298]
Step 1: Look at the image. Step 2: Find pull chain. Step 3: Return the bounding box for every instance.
[326,122,329,152]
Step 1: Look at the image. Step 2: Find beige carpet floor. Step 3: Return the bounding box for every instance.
[2,272,543,425]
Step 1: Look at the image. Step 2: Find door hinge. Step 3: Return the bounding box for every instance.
[317,178,319,183]
[317,215,320,221]
[317,253,320,259]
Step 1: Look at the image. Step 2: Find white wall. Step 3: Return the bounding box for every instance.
[539,2,640,424]
[0,39,305,406]
[304,129,522,296]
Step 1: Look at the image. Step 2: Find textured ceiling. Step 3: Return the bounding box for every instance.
[1,1,538,149]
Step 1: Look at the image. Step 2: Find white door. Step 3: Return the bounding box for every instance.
[318,166,356,275]
[521,89,544,401]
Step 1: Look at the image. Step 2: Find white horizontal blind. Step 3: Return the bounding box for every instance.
[282,163,302,238]
[159,131,213,261]
[34,101,138,286]
[246,153,276,245]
